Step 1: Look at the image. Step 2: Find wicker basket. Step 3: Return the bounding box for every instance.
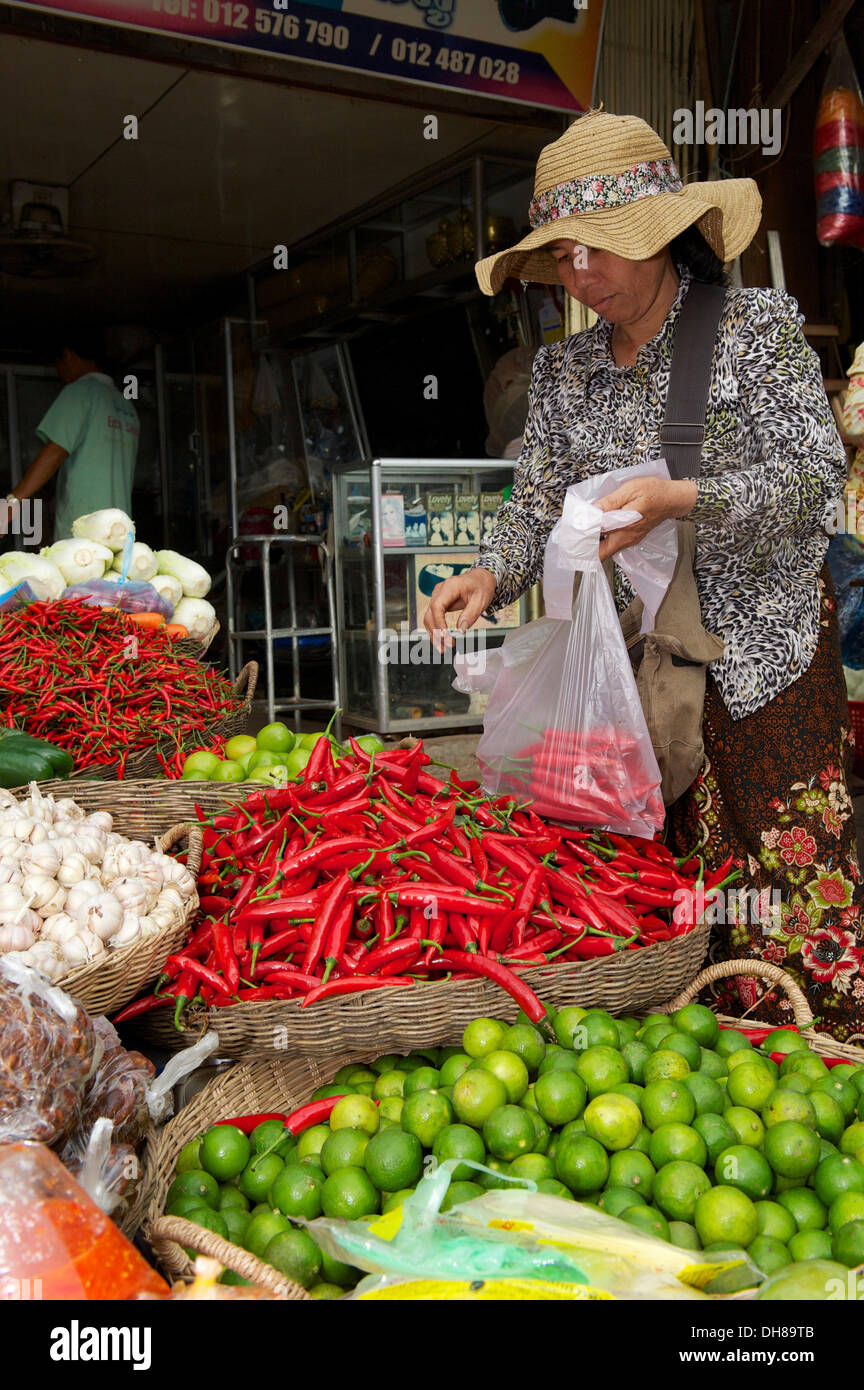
[173,621,221,661]
[148,1216,311,1298]
[127,920,711,1058]
[64,662,258,783]
[18,779,259,840]
[58,823,203,1016]
[662,959,864,1064]
[140,1053,360,1287]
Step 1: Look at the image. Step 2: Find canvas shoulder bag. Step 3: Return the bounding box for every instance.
[619,280,727,805]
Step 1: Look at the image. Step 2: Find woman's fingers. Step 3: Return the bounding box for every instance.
[424,570,496,651]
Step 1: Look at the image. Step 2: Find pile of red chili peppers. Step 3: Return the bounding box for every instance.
[0,599,243,777]
[115,734,731,1032]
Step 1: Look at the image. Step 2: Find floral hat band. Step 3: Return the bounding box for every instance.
[528,157,684,229]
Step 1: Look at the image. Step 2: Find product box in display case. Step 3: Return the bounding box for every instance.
[332,459,529,734]
[481,490,504,541]
[455,493,481,546]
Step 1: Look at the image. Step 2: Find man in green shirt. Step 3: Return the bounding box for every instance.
[1,329,138,542]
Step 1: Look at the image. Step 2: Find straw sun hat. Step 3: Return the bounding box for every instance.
[475,110,762,296]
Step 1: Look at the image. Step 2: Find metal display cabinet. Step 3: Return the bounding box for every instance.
[332,458,525,734]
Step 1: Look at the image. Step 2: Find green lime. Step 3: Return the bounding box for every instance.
[762,1090,816,1130]
[479,1050,529,1103]
[175,1138,203,1174]
[788,1229,833,1261]
[440,1180,484,1213]
[669,1220,702,1251]
[755,1258,852,1300]
[329,1095,379,1136]
[810,1093,847,1146]
[725,1106,765,1149]
[372,1070,406,1100]
[726,1063,777,1111]
[754,1200,797,1244]
[639,1021,676,1049]
[643,1049,691,1083]
[649,1124,707,1169]
[200,1125,251,1182]
[537,1048,583,1076]
[694,1185,759,1247]
[763,1121,821,1180]
[462,1017,508,1059]
[573,1013,620,1051]
[321,1168,380,1219]
[222,1208,250,1246]
[181,751,221,779]
[622,1205,671,1242]
[533,1070,588,1127]
[555,1135,609,1194]
[682,1073,725,1116]
[748,1235,791,1275]
[692,1113,738,1166]
[840,1120,864,1155]
[402,1087,454,1145]
[599,1185,647,1218]
[311,1084,354,1101]
[212,760,245,783]
[245,1209,290,1258]
[256,722,296,754]
[832,1219,864,1268]
[319,1129,370,1177]
[402,1066,441,1097]
[184,1207,228,1243]
[608,1149,656,1199]
[776,1187,828,1232]
[439,1053,473,1087]
[714,1145,773,1201]
[251,1120,294,1158]
[621,1040,652,1084]
[715,1029,754,1059]
[218,1186,249,1213]
[451,1069,507,1129]
[166,1169,219,1211]
[584,1093,642,1151]
[828,1189,864,1233]
[264,1228,321,1288]
[309,1283,343,1300]
[608,1083,644,1108]
[364,1129,423,1191]
[641,1080,696,1130]
[780,1051,829,1080]
[482,1105,536,1161]
[432,1124,486,1181]
[378,1098,404,1126]
[671,1003,720,1049]
[344,1068,377,1087]
[295,1125,331,1161]
[661,1031,702,1071]
[762,1028,810,1057]
[781,1074,814,1095]
[536,1178,574,1200]
[814,1153,864,1206]
[575,1046,628,1097]
[166,1195,210,1221]
[477,1158,513,1191]
[615,1017,641,1045]
[238,1154,284,1203]
[524,1108,550,1154]
[501,1024,546,1074]
[653,1161,712,1223]
[628,1125,652,1155]
[509,1153,555,1184]
[552,1005,590,1049]
[813,1076,858,1124]
[698,1048,728,1079]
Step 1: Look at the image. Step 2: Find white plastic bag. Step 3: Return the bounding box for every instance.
[472,464,677,835]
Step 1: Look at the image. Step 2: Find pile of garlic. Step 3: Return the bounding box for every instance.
[0,783,196,982]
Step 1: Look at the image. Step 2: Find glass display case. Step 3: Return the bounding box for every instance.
[332,457,527,734]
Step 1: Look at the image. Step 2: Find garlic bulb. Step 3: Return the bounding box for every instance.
[111,912,144,948]
[19,873,59,911]
[16,942,65,982]
[0,907,39,934]
[12,818,37,842]
[58,930,105,966]
[64,880,101,916]
[158,859,197,900]
[21,841,61,877]
[110,876,158,914]
[41,912,79,944]
[0,884,25,913]
[75,892,123,942]
[86,810,113,833]
[51,834,79,861]
[0,860,21,886]
[133,858,164,892]
[37,883,66,918]
[57,853,91,887]
[0,922,35,952]
[148,904,178,930]
[0,836,24,861]
[55,799,85,823]
[73,830,107,863]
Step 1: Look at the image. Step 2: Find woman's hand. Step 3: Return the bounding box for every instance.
[596,477,697,561]
[423,567,498,652]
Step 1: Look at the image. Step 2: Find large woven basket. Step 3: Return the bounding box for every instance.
[140,1053,358,1288]
[20,779,258,840]
[64,662,258,783]
[173,620,221,661]
[58,823,203,1016]
[127,920,711,1058]
[662,959,864,1064]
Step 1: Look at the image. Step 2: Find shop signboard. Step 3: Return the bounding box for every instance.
[6,0,605,112]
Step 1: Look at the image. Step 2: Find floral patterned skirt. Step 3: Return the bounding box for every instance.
[666,578,864,1043]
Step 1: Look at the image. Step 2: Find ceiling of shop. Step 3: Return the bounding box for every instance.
[0,32,551,350]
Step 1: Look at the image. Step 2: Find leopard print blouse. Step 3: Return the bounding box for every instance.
[475,268,847,720]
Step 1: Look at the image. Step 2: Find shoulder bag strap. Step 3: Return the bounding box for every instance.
[659,280,727,481]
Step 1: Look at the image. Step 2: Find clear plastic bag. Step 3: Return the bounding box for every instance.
[0,579,52,611]
[62,577,173,618]
[472,466,674,835]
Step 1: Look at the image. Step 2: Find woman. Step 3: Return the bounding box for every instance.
[425,111,861,1039]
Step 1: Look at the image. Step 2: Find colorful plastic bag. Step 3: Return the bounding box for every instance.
[814,34,864,249]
